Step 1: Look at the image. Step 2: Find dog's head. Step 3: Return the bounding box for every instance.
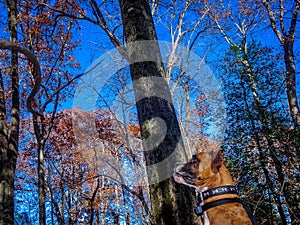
[173,151,223,189]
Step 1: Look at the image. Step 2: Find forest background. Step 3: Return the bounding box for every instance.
[0,0,299,225]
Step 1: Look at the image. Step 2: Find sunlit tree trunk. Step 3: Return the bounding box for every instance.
[38,146,46,225]
[0,1,19,224]
[33,123,46,225]
[118,0,199,224]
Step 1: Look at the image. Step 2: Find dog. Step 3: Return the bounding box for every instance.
[173,151,257,225]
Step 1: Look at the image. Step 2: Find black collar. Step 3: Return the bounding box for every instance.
[194,185,238,217]
[202,185,238,200]
[194,185,258,225]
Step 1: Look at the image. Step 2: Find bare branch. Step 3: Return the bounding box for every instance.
[262,0,283,42]
[288,0,300,38]
[150,0,159,15]
[279,0,287,36]
[210,12,236,47]
[39,2,128,60]
[0,39,42,117]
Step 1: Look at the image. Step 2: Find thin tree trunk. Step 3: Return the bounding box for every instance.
[0,70,9,224]
[46,180,64,225]
[32,113,47,225]
[89,178,100,225]
[118,1,199,224]
[183,81,192,159]
[262,0,300,130]
[283,39,300,129]
[259,3,300,221]
[38,143,46,225]
[0,1,19,224]
[240,78,288,225]
[126,213,130,225]
[0,71,11,225]
[240,42,289,224]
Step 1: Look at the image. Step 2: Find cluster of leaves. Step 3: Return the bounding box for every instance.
[15,108,150,224]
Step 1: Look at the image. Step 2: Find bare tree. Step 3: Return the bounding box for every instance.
[262,0,300,130]
[0,2,18,224]
[0,37,41,225]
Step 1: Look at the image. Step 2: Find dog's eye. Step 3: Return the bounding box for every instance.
[191,155,200,163]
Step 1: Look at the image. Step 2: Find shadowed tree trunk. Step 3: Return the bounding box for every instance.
[0,1,19,224]
[262,2,300,221]
[118,0,199,224]
[262,0,300,130]
[0,39,42,225]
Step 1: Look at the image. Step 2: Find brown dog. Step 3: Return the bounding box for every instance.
[173,151,256,225]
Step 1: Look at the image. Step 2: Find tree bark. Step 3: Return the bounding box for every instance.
[283,38,300,129]
[37,138,46,225]
[0,1,19,225]
[118,0,199,224]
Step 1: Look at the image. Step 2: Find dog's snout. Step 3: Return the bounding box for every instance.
[174,162,191,174]
[174,163,184,173]
[175,162,184,168]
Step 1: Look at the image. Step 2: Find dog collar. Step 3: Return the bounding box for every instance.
[194,185,238,217]
[194,186,258,225]
[202,185,238,200]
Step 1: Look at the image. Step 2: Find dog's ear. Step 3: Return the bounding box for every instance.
[211,151,223,173]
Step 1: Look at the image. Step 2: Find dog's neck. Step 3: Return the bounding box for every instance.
[199,164,237,205]
[191,161,256,225]
[209,164,235,189]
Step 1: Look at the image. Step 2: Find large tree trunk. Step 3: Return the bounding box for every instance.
[118,0,199,224]
[0,1,19,225]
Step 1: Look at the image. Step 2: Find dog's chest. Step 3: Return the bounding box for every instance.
[206,203,252,225]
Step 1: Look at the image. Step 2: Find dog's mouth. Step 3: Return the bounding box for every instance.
[173,165,196,186]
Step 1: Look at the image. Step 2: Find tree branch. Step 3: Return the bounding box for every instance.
[0,39,42,117]
[288,0,300,37]
[262,0,283,42]
[39,2,128,59]
[279,0,287,36]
